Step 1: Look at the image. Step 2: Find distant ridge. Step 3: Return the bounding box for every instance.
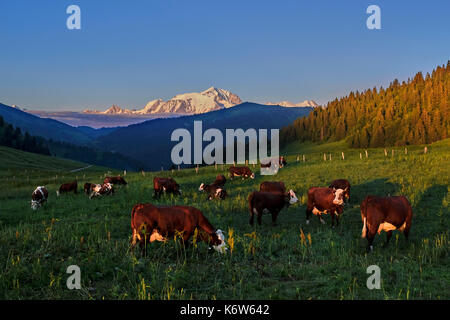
[266,100,319,108]
[83,87,242,115]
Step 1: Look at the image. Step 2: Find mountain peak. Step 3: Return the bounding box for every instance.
[266,100,319,108]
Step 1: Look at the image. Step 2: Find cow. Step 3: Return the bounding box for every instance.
[329,179,350,202]
[130,203,225,252]
[84,182,94,195]
[360,195,413,252]
[228,166,255,180]
[306,187,345,227]
[259,181,286,194]
[213,174,226,187]
[153,177,181,198]
[260,156,287,169]
[248,190,298,226]
[198,183,228,200]
[31,186,49,210]
[56,181,78,196]
[89,183,114,199]
[104,176,127,185]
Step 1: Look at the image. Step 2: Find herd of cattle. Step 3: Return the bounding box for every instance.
[30,156,413,252]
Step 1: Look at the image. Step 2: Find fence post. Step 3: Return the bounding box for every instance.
[424,146,428,154]
[303,154,305,162]
[178,165,180,171]
[323,153,326,161]
[329,154,332,161]
[195,165,199,174]
[384,149,387,156]
[360,152,362,159]
[341,152,345,160]
[392,149,394,157]
[405,147,407,155]
[296,155,299,162]
[365,150,368,158]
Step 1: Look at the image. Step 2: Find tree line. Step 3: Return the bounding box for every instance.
[280,61,450,148]
[0,116,51,155]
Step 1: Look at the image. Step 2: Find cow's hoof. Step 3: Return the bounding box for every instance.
[320,219,326,225]
[306,220,310,225]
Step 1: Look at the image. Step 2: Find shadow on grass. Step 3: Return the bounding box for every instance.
[351,178,400,205]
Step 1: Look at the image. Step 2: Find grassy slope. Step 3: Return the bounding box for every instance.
[0,140,448,299]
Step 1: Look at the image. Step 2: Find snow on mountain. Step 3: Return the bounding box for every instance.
[84,105,133,115]
[266,100,319,108]
[83,87,243,115]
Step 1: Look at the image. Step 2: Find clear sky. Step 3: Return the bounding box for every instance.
[0,0,449,111]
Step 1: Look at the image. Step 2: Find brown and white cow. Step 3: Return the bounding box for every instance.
[153,177,181,198]
[260,156,287,169]
[130,203,225,252]
[84,182,94,195]
[329,179,350,202]
[306,187,345,227]
[31,186,49,210]
[104,176,127,185]
[56,181,78,196]
[213,174,226,187]
[89,183,114,199]
[248,190,298,226]
[198,182,228,200]
[360,195,412,252]
[228,166,255,179]
[259,181,286,194]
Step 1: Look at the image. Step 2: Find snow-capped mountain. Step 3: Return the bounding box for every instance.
[266,100,319,108]
[84,105,133,115]
[83,87,242,115]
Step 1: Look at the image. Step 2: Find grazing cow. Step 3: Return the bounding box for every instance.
[329,179,350,202]
[198,183,228,200]
[228,166,255,179]
[84,182,94,195]
[104,176,127,185]
[306,187,345,226]
[153,177,181,198]
[213,174,226,187]
[248,190,298,226]
[260,156,287,169]
[31,186,49,210]
[56,181,78,196]
[259,181,286,194]
[361,195,412,252]
[130,203,225,252]
[89,183,114,199]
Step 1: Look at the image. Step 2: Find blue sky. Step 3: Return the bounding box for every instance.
[0,0,449,111]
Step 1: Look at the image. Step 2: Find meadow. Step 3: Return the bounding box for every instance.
[0,139,448,299]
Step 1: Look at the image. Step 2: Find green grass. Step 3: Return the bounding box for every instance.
[0,140,449,300]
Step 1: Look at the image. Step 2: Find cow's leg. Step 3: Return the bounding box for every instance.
[257,212,263,226]
[271,211,279,226]
[366,228,377,252]
[383,231,392,248]
[318,214,325,225]
[306,207,312,225]
[331,212,335,227]
[249,212,254,226]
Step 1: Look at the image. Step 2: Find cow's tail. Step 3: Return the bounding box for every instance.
[361,198,368,238]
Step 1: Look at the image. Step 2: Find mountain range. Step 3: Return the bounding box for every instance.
[84,87,243,115]
[83,87,317,116]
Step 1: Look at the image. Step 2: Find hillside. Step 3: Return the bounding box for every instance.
[0,139,448,299]
[280,62,450,148]
[0,103,94,145]
[94,102,313,170]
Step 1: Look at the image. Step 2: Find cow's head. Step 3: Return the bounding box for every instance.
[250,172,255,179]
[332,188,345,205]
[288,189,298,204]
[215,188,227,199]
[198,183,205,191]
[212,229,227,253]
[343,187,350,199]
[31,200,40,210]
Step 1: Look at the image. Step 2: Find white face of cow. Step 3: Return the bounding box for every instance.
[31,200,40,210]
[250,173,255,179]
[92,184,102,193]
[199,183,205,191]
[288,190,298,204]
[215,188,223,197]
[212,229,227,254]
[333,188,345,205]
